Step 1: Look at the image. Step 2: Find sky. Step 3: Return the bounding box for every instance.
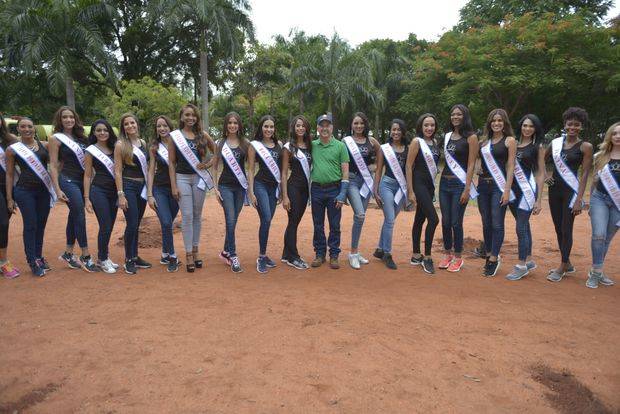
[251,0,620,46]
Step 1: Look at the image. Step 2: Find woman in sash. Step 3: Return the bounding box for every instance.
[373,119,409,269]
[5,118,52,277]
[114,113,152,275]
[281,115,313,270]
[49,106,98,272]
[248,115,282,274]
[477,109,517,277]
[212,112,249,273]
[586,122,619,288]
[147,115,180,272]
[438,104,478,272]
[406,114,441,274]
[505,115,545,281]
[545,107,593,282]
[0,116,20,278]
[345,112,380,269]
[84,119,119,274]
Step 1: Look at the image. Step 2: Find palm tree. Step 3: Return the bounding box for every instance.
[1,0,116,109]
[154,0,254,128]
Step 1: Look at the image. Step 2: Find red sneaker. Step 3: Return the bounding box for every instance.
[447,258,464,272]
[438,254,454,269]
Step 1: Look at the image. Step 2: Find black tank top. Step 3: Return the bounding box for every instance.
[413,139,440,182]
[480,136,508,178]
[442,134,469,177]
[596,158,620,196]
[255,142,282,185]
[551,140,583,190]
[15,140,49,190]
[287,146,312,188]
[122,145,148,180]
[219,145,246,188]
[385,145,408,180]
[348,137,375,175]
[0,141,11,189]
[91,150,116,189]
[516,142,540,177]
[58,136,87,180]
[154,151,171,188]
[175,135,201,175]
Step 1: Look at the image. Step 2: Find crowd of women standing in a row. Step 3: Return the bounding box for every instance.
[0,103,617,289]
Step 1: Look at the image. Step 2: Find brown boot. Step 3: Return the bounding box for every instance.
[329,256,340,269]
[311,256,325,268]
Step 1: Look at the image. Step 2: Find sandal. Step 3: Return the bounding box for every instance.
[186,253,195,273]
[192,248,203,268]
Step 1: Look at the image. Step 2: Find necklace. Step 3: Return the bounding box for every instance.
[25,141,37,151]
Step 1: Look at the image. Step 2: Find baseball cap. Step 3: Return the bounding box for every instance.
[316,113,333,125]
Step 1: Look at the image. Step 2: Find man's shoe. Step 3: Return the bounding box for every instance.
[422,258,435,274]
[329,257,340,269]
[348,253,360,270]
[506,265,529,281]
[134,256,152,269]
[311,256,325,268]
[383,253,397,270]
[373,248,384,259]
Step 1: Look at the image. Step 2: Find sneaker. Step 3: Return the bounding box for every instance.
[410,255,423,266]
[167,257,179,273]
[37,257,51,273]
[329,256,340,269]
[311,256,325,268]
[110,260,119,269]
[124,259,137,275]
[80,255,99,273]
[373,248,384,259]
[383,253,397,270]
[566,264,576,274]
[358,255,369,265]
[599,273,615,286]
[438,254,454,269]
[546,269,565,282]
[285,257,307,270]
[484,260,500,277]
[219,251,232,266]
[231,255,243,273]
[526,260,537,271]
[473,241,486,257]
[348,253,361,270]
[586,269,601,289]
[422,258,435,274]
[280,257,288,263]
[160,255,171,265]
[264,256,276,268]
[447,257,464,272]
[256,256,268,274]
[29,261,45,277]
[134,256,152,269]
[59,252,80,269]
[1,261,20,279]
[506,265,529,281]
[99,259,117,274]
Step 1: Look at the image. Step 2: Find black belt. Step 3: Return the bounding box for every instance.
[312,181,340,189]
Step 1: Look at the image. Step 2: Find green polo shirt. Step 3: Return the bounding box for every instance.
[311,137,350,184]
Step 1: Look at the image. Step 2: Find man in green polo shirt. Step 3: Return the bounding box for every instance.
[310,113,350,269]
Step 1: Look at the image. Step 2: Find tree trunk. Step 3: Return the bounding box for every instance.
[66,76,76,109]
[248,96,255,133]
[200,30,210,128]
[375,112,381,142]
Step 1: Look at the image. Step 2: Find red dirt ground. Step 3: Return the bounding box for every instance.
[1,195,618,413]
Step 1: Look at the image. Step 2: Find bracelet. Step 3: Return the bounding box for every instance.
[117,191,125,196]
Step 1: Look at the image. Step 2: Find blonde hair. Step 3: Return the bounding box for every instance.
[594,122,620,174]
[119,113,141,165]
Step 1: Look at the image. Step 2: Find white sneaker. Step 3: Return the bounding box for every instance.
[358,255,369,265]
[99,259,117,274]
[110,260,119,269]
[348,253,361,270]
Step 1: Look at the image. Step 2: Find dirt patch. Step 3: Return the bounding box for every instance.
[0,383,61,414]
[531,365,612,414]
[115,216,183,249]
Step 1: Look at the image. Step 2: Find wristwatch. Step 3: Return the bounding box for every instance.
[117,190,125,196]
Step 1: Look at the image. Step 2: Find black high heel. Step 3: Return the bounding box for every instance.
[186,253,195,273]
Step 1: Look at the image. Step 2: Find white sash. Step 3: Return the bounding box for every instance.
[54,133,85,170]
[132,145,148,200]
[10,142,57,207]
[381,143,407,207]
[416,138,438,183]
[221,142,249,205]
[251,140,281,197]
[444,132,478,199]
[157,143,169,166]
[514,160,536,211]
[599,164,620,226]
[551,136,580,208]
[0,147,6,172]
[343,136,374,199]
[85,145,115,179]
[170,130,214,191]
[481,141,516,202]
[284,142,310,185]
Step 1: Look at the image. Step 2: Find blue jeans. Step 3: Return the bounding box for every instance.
[90,185,118,261]
[377,176,404,253]
[220,184,245,256]
[509,201,532,262]
[439,176,467,253]
[254,180,278,255]
[122,179,146,260]
[590,189,619,268]
[477,179,507,257]
[346,172,371,250]
[60,174,87,248]
[311,183,342,258]
[13,185,50,263]
[153,185,179,256]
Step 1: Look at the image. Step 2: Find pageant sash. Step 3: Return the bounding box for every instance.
[551,136,580,208]
[170,130,214,191]
[10,142,57,207]
[443,132,478,199]
[343,136,374,199]
[0,147,6,171]
[53,133,85,170]
[221,142,250,205]
[284,143,310,185]
[599,164,620,226]
[514,160,536,211]
[381,143,407,207]
[251,140,281,197]
[416,138,438,183]
[132,144,148,200]
[85,145,115,179]
[157,143,169,166]
[480,141,516,202]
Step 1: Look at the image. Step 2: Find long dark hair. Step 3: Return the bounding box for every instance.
[218,111,248,155]
[178,103,208,156]
[288,115,312,155]
[0,115,16,147]
[415,113,439,141]
[253,115,278,146]
[517,114,544,144]
[388,119,409,145]
[151,115,174,149]
[88,119,118,150]
[348,112,370,138]
[447,104,475,138]
[53,106,88,144]
[482,108,515,142]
